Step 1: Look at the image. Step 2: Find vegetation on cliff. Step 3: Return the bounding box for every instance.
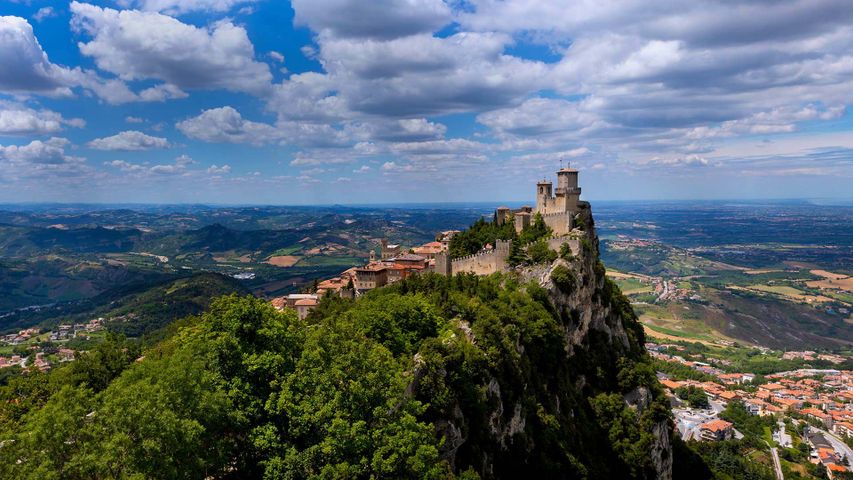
[0,262,670,479]
[449,212,554,267]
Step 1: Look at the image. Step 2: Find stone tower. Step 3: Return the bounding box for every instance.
[435,251,452,276]
[556,166,581,212]
[496,206,511,225]
[494,239,512,271]
[536,179,553,213]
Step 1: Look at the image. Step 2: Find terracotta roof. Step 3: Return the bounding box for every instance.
[294,298,318,307]
[660,379,681,390]
[700,419,733,432]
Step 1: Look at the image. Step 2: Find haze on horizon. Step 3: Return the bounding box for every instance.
[1,0,852,205]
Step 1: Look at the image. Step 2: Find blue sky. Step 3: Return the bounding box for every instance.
[1,0,852,204]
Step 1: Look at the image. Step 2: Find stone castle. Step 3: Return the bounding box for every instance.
[274,166,587,310]
[436,166,585,277]
[495,166,581,236]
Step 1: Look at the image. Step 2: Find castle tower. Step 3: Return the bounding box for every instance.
[536,180,553,213]
[495,239,511,271]
[435,251,451,276]
[556,166,581,212]
[495,206,511,225]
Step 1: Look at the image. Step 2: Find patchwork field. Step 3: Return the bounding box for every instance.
[266,255,301,267]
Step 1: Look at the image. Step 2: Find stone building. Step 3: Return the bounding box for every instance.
[496,166,582,236]
[355,265,388,290]
[379,239,402,260]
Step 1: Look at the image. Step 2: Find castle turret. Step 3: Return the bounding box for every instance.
[435,251,451,276]
[495,206,511,225]
[536,180,553,213]
[556,167,581,212]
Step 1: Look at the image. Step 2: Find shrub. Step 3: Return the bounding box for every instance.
[528,240,557,264]
[551,265,576,294]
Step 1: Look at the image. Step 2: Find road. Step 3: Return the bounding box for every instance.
[768,444,784,480]
[814,426,853,462]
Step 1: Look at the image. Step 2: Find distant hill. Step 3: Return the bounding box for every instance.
[98,273,251,339]
[0,273,247,336]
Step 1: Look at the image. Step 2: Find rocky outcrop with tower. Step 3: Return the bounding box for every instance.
[437,166,586,277]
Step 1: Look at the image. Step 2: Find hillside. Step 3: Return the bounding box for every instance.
[0,272,248,338]
[0,206,676,479]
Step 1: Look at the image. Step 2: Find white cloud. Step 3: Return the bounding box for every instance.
[0,137,76,164]
[125,116,144,123]
[70,2,273,96]
[176,106,278,144]
[0,15,184,104]
[268,51,284,63]
[106,154,195,176]
[0,137,89,181]
[32,7,56,23]
[207,164,232,174]
[0,102,85,135]
[292,0,450,40]
[130,0,258,15]
[87,130,171,150]
[0,16,75,96]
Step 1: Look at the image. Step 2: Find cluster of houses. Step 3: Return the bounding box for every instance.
[783,350,847,364]
[1,319,104,346]
[1,328,40,345]
[0,348,75,372]
[652,340,853,475]
[0,319,103,372]
[49,318,105,341]
[272,232,460,319]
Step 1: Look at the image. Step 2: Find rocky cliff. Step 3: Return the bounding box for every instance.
[417,203,674,479]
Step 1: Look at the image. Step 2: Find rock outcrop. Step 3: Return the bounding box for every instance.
[426,203,673,479]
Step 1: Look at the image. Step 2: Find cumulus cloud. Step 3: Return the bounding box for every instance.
[0,137,89,181]
[106,154,195,176]
[176,106,279,144]
[0,102,85,135]
[32,7,57,23]
[0,137,77,164]
[206,164,231,174]
[129,0,258,15]
[292,0,451,40]
[70,2,273,95]
[87,130,171,150]
[271,32,550,121]
[0,16,75,95]
[0,15,185,104]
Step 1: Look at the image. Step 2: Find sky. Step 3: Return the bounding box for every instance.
[0,0,852,205]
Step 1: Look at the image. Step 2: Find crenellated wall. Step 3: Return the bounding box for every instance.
[450,239,510,276]
[540,211,573,236]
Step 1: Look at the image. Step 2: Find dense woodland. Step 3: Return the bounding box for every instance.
[0,267,684,479]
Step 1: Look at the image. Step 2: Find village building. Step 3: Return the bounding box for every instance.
[699,419,734,441]
[411,241,444,260]
[294,298,318,320]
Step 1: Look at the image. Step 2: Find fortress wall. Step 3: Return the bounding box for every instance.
[449,240,510,275]
[452,250,502,275]
[541,212,572,236]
